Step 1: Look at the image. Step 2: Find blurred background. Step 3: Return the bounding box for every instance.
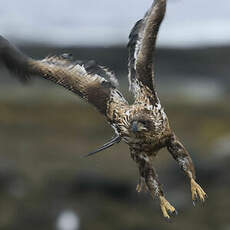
[0,0,230,229]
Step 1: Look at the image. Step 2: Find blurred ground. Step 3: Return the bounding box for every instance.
[0,46,230,230]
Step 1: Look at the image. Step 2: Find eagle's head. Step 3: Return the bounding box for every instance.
[130,114,155,134]
[129,107,168,139]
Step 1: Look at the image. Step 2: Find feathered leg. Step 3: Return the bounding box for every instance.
[131,150,177,219]
[166,133,207,205]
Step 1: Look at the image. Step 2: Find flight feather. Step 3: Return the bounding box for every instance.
[127,0,166,95]
[0,36,127,117]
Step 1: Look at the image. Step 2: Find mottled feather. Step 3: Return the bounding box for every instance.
[127,0,166,95]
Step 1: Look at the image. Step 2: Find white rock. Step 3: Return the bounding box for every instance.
[56,210,80,230]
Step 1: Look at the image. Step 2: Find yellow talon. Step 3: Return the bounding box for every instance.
[191,178,207,204]
[136,183,142,193]
[136,177,147,193]
[159,196,177,219]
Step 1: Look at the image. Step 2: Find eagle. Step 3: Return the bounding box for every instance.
[0,0,206,219]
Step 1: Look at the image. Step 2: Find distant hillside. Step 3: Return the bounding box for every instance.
[1,45,230,84]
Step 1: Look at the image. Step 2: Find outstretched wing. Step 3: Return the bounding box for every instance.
[0,36,128,118]
[127,0,166,95]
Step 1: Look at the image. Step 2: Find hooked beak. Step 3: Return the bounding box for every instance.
[131,121,139,133]
[131,121,147,133]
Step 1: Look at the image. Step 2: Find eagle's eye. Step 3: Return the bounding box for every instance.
[131,120,149,133]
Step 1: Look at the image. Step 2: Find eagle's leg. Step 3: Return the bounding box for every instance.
[166,133,207,204]
[131,150,177,219]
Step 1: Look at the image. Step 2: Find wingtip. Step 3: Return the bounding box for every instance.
[152,0,167,11]
[0,35,10,51]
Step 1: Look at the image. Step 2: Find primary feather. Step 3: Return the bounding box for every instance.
[127,0,166,95]
[0,35,127,117]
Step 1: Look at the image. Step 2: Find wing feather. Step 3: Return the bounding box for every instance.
[0,36,127,117]
[127,0,166,94]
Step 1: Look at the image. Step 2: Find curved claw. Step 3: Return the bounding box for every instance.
[191,179,207,204]
[159,196,178,220]
[171,209,178,217]
[136,183,142,193]
[136,177,148,193]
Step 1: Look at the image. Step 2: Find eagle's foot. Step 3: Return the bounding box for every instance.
[136,183,142,193]
[191,178,207,205]
[159,196,177,219]
[136,177,148,193]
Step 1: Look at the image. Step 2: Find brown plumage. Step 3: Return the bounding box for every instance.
[0,0,207,219]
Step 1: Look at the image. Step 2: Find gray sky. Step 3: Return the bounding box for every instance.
[1,0,230,47]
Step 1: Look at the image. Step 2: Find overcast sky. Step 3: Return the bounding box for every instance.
[1,0,230,47]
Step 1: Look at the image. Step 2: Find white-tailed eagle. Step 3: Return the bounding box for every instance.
[0,0,206,219]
